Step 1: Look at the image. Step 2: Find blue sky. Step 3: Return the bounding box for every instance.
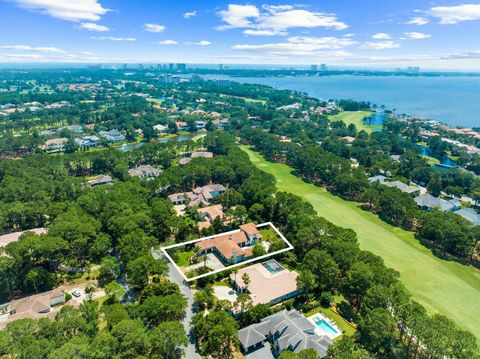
[1,0,480,69]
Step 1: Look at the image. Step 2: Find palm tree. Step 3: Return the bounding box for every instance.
[241,273,250,294]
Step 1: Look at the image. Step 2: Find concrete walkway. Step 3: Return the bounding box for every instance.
[152,248,200,359]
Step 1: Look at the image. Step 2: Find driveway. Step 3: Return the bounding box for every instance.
[152,248,200,359]
[183,253,225,273]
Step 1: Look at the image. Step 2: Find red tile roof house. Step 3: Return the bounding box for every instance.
[230,260,300,306]
[197,204,224,230]
[195,223,262,265]
[175,121,189,131]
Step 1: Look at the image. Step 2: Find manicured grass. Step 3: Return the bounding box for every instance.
[173,250,194,267]
[241,145,480,341]
[422,155,441,166]
[305,306,356,339]
[260,228,277,241]
[329,111,379,133]
[219,93,267,105]
[146,97,164,104]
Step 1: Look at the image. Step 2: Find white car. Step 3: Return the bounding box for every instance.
[71,289,81,297]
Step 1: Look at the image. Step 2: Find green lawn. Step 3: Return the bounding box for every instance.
[305,306,357,339]
[329,111,379,133]
[241,145,480,341]
[173,250,194,267]
[422,155,441,166]
[146,97,164,104]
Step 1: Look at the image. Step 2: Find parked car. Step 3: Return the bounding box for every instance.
[71,288,81,297]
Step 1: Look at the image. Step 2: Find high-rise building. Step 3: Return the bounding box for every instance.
[218,64,224,70]
[138,64,144,70]
[168,63,174,71]
[190,74,204,83]
[176,63,187,71]
[320,64,328,71]
[123,63,128,70]
[310,64,318,71]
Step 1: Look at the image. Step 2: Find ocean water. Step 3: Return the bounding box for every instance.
[227,75,480,128]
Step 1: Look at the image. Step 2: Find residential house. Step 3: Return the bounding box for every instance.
[230,260,299,306]
[168,184,226,207]
[0,228,47,247]
[153,124,168,134]
[175,121,189,131]
[39,129,56,137]
[212,118,230,128]
[414,193,461,212]
[62,124,83,133]
[197,204,224,230]
[99,129,125,143]
[369,175,420,195]
[342,136,356,144]
[87,175,113,187]
[238,309,333,358]
[368,175,388,184]
[75,135,101,149]
[454,208,480,225]
[384,180,420,195]
[195,120,206,130]
[0,289,65,329]
[179,151,214,165]
[128,165,162,179]
[195,223,262,264]
[43,138,68,152]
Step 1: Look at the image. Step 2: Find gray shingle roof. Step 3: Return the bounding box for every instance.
[238,309,333,358]
[454,208,480,225]
[238,326,267,349]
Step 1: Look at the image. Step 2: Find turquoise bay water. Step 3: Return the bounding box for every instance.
[228,75,480,128]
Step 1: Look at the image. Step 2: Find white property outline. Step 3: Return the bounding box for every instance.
[160,222,294,282]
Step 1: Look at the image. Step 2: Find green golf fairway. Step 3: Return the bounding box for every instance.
[329,111,379,133]
[241,145,480,340]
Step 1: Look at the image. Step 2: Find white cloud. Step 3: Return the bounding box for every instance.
[262,4,295,13]
[288,36,357,48]
[79,22,109,31]
[406,16,429,25]
[259,9,348,30]
[193,40,211,46]
[218,4,260,29]
[403,32,431,40]
[90,36,136,41]
[428,3,480,24]
[0,53,44,60]
[371,32,391,40]
[11,0,108,22]
[243,29,286,36]
[157,40,178,45]
[144,23,166,33]
[184,10,197,19]
[217,4,347,32]
[233,36,355,56]
[0,45,64,53]
[361,41,401,50]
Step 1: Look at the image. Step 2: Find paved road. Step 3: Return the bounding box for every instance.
[152,248,200,359]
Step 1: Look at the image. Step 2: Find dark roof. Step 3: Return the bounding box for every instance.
[238,309,333,358]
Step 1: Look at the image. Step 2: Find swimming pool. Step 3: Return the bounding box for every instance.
[262,259,284,274]
[314,318,339,337]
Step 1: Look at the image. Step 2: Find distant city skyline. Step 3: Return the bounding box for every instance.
[1,0,480,69]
